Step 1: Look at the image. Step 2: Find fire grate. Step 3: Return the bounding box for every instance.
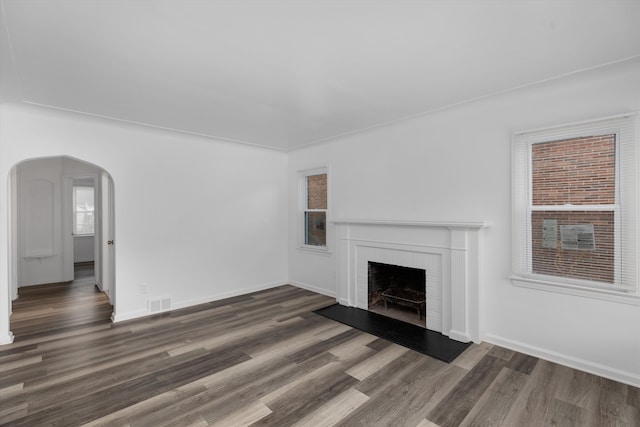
[381,288,426,320]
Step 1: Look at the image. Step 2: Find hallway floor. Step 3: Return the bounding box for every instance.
[9,263,112,341]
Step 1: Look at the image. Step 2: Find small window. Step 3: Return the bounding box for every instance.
[301,168,328,248]
[512,114,638,294]
[73,186,95,235]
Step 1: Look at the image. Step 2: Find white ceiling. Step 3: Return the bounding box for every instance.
[2,1,639,150]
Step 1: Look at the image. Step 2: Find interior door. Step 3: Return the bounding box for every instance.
[100,172,115,304]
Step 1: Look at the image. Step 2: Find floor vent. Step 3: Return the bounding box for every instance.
[148,297,171,314]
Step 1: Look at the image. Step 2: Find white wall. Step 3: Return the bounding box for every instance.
[73,236,95,263]
[0,104,289,338]
[288,58,640,386]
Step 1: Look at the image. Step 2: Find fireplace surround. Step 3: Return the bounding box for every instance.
[332,219,488,343]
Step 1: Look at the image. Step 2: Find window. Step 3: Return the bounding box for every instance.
[301,168,328,248]
[73,186,95,235]
[512,114,638,295]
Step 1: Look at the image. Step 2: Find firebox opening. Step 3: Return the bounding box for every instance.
[368,261,426,328]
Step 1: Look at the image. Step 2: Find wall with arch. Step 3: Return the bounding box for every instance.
[0,103,289,343]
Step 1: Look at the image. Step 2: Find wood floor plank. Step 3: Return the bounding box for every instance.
[4,351,172,412]
[452,341,493,371]
[335,355,459,427]
[291,387,370,427]
[345,343,409,381]
[488,345,515,361]
[253,368,359,426]
[0,355,42,372]
[328,331,378,359]
[82,381,210,427]
[208,401,272,427]
[355,349,428,397]
[162,413,209,427]
[286,328,364,363]
[458,367,529,427]
[506,351,539,375]
[596,377,640,427]
[427,354,508,427]
[10,350,251,427]
[260,360,346,406]
[365,337,394,352]
[628,385,640,409]
[199,354,343,425]
[500,359,561,426]
[2,282,638,427]
[554,364,601,409]
[0,382,23,400]
[130,352,337,426]
[544,397,587,427]
[0,402,28,424]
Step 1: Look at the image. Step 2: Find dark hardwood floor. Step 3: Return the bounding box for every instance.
[1,282,638,426]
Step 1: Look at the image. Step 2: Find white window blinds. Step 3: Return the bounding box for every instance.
[511,113,638,293]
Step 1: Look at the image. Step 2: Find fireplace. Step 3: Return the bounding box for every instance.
[368,262,427,328]
[332,219,488,343]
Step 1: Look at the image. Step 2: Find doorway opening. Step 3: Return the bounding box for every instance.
[7,156,116,340]
[72,180,96,283]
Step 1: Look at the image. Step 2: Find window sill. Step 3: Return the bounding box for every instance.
[297,245,332,256]
[511,275,640,306]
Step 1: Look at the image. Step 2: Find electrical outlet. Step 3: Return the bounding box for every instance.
[140,283,148,294]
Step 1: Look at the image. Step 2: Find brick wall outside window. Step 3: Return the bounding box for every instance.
[531,211,614,282]
[307,174,327,209]
[531,135,616,283]
[532,135,615,205]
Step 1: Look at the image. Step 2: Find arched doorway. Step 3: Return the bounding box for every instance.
[6,155,116,339]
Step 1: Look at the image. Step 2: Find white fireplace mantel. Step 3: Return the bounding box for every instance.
[330,218,488,343]
[330,218,488,229]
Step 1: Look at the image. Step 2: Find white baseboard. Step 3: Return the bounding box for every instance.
[111,281,288,323]
[172,281,287,311]
[0,332,15,345]
[111,309,148,323]
[483,333,640,388]
[288,280,336,298]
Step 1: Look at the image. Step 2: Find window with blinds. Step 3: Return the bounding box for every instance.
[300,167,328,249]
[512,114,638,294]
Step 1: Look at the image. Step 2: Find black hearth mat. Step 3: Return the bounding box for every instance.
[313,304,471,363]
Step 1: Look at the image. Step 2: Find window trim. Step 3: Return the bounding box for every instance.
[298,166,329,252]
[511,113,638,298]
